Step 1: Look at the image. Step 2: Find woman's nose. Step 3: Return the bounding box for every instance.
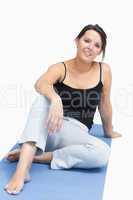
[87,43,93,50]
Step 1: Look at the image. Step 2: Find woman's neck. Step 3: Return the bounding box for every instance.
[73,57,94,73]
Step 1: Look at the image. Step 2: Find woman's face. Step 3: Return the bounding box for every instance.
[75,30,102,63]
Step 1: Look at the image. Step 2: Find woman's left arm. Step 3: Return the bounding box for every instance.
[98,63,122,138]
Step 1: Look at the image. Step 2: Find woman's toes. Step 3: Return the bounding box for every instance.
[6,156,15,161]
[12,189,22,195]
[4,176,24,195]
[5,184,23,195]
[5,149,20,161]
[13,191,19,195]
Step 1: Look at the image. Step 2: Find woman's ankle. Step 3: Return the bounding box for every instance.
[34,152,53,163]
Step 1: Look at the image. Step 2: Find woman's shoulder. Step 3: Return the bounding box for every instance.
[47,61,67,73]
[50,59,72,72]
[100,62,111,73]
[100,62,112,85]
[47,61,68,82]
[94,62,111,84]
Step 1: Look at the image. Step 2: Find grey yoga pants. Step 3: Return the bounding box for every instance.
[18,94,110,169]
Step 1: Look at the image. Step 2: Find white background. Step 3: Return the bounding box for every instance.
[0,0,133,199]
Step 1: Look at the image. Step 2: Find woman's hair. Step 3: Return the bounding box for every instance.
[76,24,107,60]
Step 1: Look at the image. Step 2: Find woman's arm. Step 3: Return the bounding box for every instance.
[34,63,64,101]
[98,63,122,138]
[34,63,65,133]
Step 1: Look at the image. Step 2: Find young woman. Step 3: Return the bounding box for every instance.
[4,24,121,195]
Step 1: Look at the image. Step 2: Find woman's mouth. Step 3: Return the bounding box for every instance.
[83,50,92,57]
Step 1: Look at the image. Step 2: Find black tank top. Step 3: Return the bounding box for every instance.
[53,62,103,130]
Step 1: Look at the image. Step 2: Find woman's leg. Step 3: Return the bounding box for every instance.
[51,138,110,169]
[5,116,110,169]
[46,117,111,169]
[28,116,110,169]
[31,137,110,169]
[5,94,51,194]
[5,142,36,194]
[5,94,111,193]
[5,148,53,164]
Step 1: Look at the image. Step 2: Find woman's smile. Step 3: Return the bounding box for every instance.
[84,51,92,56]
[83,49,93,57]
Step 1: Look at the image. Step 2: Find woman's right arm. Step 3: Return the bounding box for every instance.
[34,63,65,133]
[34,63,64,101]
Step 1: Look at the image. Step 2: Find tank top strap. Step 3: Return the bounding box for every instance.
[61,62,67,82]
[99,62,102,82]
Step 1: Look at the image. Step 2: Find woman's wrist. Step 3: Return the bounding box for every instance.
[103,124,114,136]
[51,94,61,101]
[51,95,62,105]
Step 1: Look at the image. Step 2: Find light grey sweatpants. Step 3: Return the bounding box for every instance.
[18,94,110,169]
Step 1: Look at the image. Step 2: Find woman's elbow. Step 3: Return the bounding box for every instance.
[34,81,41,92]
[34,82,38,90]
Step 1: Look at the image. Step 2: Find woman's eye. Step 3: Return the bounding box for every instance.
[95,44,100,48]
[84,40,90,43]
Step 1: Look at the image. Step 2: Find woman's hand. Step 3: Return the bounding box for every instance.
[105,131,122,138]
[46,97,64,134]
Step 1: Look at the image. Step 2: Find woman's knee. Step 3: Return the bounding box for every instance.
[96,143,111,167]
[29,94,50,119]
[33,94,50,110]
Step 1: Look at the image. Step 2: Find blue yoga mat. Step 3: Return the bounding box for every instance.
[0,124,111,200]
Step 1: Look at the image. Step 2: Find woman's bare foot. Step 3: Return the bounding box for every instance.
[4,152,52,195]
[4,169,31,195]
[6,149,53,164]
[5,149,20,162]
[4,153,51,194]
[4,170,30,195]
[5,142,36,195]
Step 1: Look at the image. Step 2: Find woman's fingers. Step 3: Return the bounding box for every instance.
[46,115,63,133]
[56,117,63,131]
[45,111,51,128]
[49,118,57,133]
[46,116,55,133]
[46,115,57,133]
[45,99,63,133]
